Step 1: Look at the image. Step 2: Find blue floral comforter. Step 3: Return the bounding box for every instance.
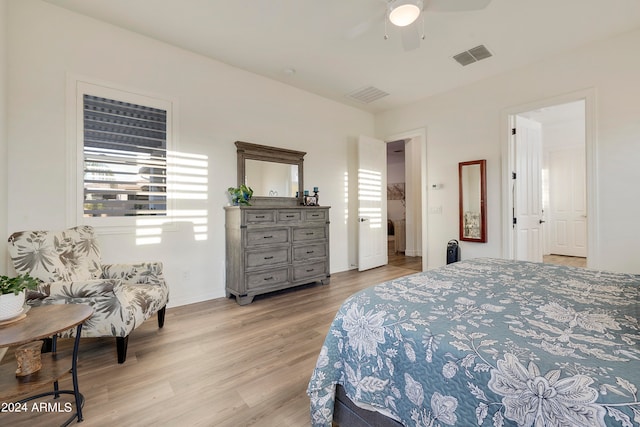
[307,258,640,426]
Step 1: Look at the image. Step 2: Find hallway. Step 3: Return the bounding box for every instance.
[543,254,587,268]
[388,236,422,272]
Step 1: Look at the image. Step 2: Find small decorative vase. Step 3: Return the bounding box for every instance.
[231,194,251,206]
[0,291,26,321]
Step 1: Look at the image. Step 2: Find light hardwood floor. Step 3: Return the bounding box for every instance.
[387,236,422,272]
[543,254,587,268]
[0,262,421,427]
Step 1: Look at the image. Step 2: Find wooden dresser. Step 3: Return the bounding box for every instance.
[225,205,330,305]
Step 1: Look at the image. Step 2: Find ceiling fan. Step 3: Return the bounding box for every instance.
[349,0,492,51]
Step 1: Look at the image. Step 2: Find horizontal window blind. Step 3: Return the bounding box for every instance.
[83,94,167,217]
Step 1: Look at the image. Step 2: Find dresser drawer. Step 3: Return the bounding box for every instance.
[246,247,289,268]
[246,267,289,290]
[293,227,326,242]
[245,228,288,246]
[304,210,327,222]
[293,261,327,281]
[278,210,302,222]
[244,210,276,224]
[293,243,326,261]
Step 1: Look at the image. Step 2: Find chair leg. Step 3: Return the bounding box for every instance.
[41,338,53,353]
[157,305,166,328]
[116,335,129,364]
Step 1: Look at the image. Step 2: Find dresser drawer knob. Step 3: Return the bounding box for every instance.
[255,215,265,218]
[306,250,314,254]
[263,235,273,239]
[264,276,274,281]
[306,268,315,273]
[264,256,274,260]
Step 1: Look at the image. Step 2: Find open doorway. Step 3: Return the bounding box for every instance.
[356,130,426,273]
[386,139,422,271]
[507,99,589,268]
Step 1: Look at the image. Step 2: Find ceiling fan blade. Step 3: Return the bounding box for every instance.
[400,22,421,51]
[426,0,492,12]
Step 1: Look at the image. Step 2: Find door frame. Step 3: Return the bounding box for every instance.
[500,89,598,267]
[384,127,427,270]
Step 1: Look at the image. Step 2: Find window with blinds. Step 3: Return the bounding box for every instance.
[83,94,167,217]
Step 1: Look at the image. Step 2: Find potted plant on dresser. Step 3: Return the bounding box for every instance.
[0,273,38,322]
[228,184,254,206]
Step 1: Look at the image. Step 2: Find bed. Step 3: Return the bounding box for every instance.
[307,258,640,427]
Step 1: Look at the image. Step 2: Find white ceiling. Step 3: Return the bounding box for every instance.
[43,0,640,113]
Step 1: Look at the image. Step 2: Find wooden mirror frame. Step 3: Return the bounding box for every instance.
[459,159,487,243]
[236,141,306,205]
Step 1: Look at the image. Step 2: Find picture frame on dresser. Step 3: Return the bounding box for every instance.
[304,195,318,206]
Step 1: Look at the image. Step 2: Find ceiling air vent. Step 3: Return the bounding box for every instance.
[453,45,492,66]
[347,86,389,104]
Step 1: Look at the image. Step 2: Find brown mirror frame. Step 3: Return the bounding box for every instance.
[459,159,487,242]
[236,141,306,205]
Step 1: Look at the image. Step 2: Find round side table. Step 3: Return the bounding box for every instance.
[0,304,93,426]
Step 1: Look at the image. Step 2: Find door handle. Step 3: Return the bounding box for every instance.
[539,219,546,224]
[359,218,368,222]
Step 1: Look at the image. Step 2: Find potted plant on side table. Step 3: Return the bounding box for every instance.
[0,273,38,362]
[0,273,38,321]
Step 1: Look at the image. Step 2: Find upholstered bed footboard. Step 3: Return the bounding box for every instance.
[333,385,403,427]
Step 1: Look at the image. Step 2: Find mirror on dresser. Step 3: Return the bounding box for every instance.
[235,141,305,206]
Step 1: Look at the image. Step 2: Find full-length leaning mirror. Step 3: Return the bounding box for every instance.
[459,159,487,242]
[236,141,305,205]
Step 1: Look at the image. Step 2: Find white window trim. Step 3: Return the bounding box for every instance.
[66,75,178,233]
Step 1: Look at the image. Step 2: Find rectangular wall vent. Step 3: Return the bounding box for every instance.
[453,45,493,66]
[347,86,389,104]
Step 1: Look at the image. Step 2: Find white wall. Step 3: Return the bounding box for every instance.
[543,119,585,150]
[6,0,374,306]
[376,28,640,274]
[387,160,405,221]
[0,0,7,274]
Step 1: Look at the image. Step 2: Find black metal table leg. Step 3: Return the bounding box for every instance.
[15,324,85,426]
[70,323,84,423]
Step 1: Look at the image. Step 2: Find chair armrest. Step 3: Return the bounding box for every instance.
[100,262,165,285]
[27,279,121,300]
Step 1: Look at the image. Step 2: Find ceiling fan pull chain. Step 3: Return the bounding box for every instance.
[384,12,389,40]
[421,14,425,40]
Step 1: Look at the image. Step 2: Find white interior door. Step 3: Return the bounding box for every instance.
[549,147,587,256]
[514,116,543,262]
[358,135,387,271]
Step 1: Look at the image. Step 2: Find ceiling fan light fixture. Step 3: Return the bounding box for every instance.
[389,0,423,27]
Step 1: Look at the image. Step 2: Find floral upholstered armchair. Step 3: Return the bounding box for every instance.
[7,226,169,363]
